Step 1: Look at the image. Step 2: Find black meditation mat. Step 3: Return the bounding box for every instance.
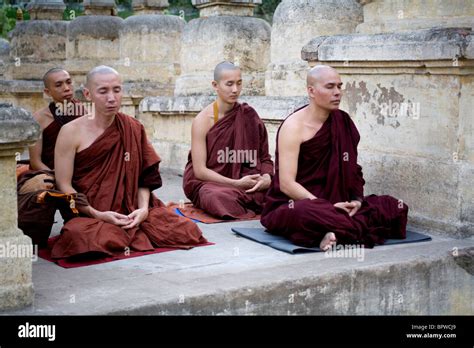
[231,227,432,254]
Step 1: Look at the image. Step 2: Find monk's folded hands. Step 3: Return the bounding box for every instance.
[123,208,149,230]
[234,174,260,190]
[92,210,130,226]
[246,173,272,193]
[348,200,362,217]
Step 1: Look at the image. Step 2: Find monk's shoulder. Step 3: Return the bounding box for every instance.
[196,104,213,120]
[336,109,358,129]
[32,106,53,129]
[193,105,213,128]
[120,113,142,127]
[279,111,304,142]
[241,103,261,121]
[337,109,352,121]
[62,115,82,131]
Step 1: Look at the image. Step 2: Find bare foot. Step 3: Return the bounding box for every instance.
[320,232,337,251]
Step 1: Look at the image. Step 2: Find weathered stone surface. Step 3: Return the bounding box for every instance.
[132,0,169,14]
[7,20,68,80]
[467,34,474,59]
[0,38,9,78]
[192,0,261,17]
[119,14,184,95]
[454,247,474,275]
[302,28,472,62]
[66,16,124,83]
[0,236,35,310]
[174,16,270,96]
[67,15,123,41]
[0,80,47,115]
[83,0,116,16]
[336,70,473,237]
[8,20,68,63]
[0,103,38,310]
[356,0,474,34]
[27,0,66,20]
[266,0,362,96]
[0,103,40,144]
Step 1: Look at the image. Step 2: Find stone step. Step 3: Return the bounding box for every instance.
[3,218,473,315]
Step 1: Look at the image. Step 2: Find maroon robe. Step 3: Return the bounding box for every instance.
[183,102,274,219]
[17,99,84,248]
[261,107,408,248]
[51,113,207,259]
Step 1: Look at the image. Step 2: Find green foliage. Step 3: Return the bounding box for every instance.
[167,0,199,22]
[0,5,18,39]
[63,2,84,21]
[255,0,281,23]
[0,0,281,38]
[167,0,282,23]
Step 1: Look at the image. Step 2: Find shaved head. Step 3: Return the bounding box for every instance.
[86,65,120,88]
[306,65,343,112]
[307,65,339,87]
[43,68,67,88]
[214,61,240,82]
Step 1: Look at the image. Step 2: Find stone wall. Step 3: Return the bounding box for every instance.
[265,0,363,96]
[357,0,474,34]
[174,15,271,96]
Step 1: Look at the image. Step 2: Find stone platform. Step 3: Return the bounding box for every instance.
[2,170,473,315]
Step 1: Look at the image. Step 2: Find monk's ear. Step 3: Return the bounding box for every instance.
[83,87,92,101]
[43,87,52,99]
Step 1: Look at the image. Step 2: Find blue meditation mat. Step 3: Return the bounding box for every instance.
[231,227,432,254]
[173,207,201,223]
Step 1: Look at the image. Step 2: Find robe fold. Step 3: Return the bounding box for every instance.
[260,107,408,248]
[17,170,75,248]
[51,112,207,259]
[17,99,85,247]
[183,102,274,219]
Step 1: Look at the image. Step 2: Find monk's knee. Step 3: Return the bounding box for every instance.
[198,186,242,210]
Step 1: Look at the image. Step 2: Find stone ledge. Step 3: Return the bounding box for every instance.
[3,218,473,315]
[302,28,473,62]
[140,95,308,121]
[0,80,43,94]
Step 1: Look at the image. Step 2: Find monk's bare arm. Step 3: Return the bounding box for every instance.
[278,122,317,201]
[191,112,237,186]
[137,187,150,209]
[55,124,78,194]
[29,135,50,171]
[55,124,96,217]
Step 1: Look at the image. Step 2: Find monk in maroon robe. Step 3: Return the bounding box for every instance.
[18,68,85,248]
[261,65,408,250]
[51,66,206,259]
[183,61,274,219]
